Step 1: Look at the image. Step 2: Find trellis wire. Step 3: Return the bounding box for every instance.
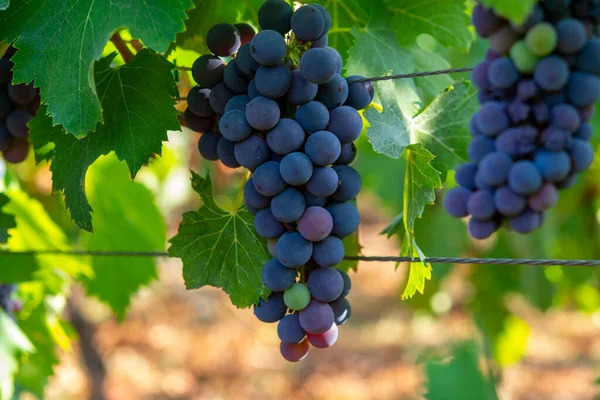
[0,250,598,267]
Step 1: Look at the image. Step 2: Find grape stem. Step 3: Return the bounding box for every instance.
[110,33,135,63]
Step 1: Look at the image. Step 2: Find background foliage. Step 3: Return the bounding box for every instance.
[0,0,598,398]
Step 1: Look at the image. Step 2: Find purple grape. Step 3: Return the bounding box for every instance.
[494,186,526,217]
[509,210,542,234]
[444,187,471,218]
[278,314,306,344]
[472,5,505,37]
[262,258,297,292]
[508,160,543,195]
[280,338,310,362]
[534,56,570,91]
[298,206,333,242]
[329,297,351,325]
[467,190,496,220]
[326,202,360,238]
[569,139,594,173]
[488,57,520,89]
[272,188,306,223]
[254,292,287,323]
[307,323,338,348]
[455,163,478,190]
[312,235,344,267]
[299,300,334,334]
[551,103,581,132]
[468,219,499,240]
[478,152,513,187]
[474,102,509,137]
[254,208,285,239]
[528,184,559,211]
[308,267,343,302]
[468,135,496,163]
[534,150,571,182]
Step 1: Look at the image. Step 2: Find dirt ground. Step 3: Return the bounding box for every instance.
[34,204,600,400]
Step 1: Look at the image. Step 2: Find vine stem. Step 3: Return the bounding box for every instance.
[110,33,134,63]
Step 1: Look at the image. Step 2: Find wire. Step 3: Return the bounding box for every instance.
[1,250,598,267]
[346,67,475,84]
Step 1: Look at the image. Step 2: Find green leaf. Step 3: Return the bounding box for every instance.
[346,27,415,79]
[479,0,537,24]
[0,193,15,243]
[412,82,478,177]
[0,0,7,11]
[392,0,473,52]
[169,172,270,308]
[81,154,165,319]
[409,46,454,105]
[401,236,432,299]
[30,49,180,232]
[0,0,192,136]
[0,309,33,400]
[425,342,499,400]
[380,213,404,238]
[338,231,360,273]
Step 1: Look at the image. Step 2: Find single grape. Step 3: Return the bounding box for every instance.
[315,73,349,109]
[306,166,339,197]
[574,122,593,141]
[569,139,594,173]
[308,267,343,303]
[329,297,351,325]
[472,61,493,91]
[337,269,351,297]
[188,86,214,117]
[345,75,374,110]
[291,5,325,41]
[509,41,539,73]
[280,152,313,186]
[331,165,362,201]
[467,135,496,163]
[299,300,334,334]
[253,161,287,196]
[280,338,310,362]
[263,258,297,292]
[254,292,287,323]
[325,47,343,74]
[272,188,306,223]
[246,96,280,131]
[278,314,306,344]
[258,0,293,35]
[508,160,543,195]
[509,210,542,234]
[296,101,330,133]
[567,72,600,107]
[286,69,318,105]
[534,56,569,91]
[192,55,225,89]
[207,23,241,57]
[517,79,539,100]
[250,30,287,66]
[468,219,499,240]
[488,25,520,54]
[467,190,496,220]
[550,104,580,132]
[223,59,251,94]
[234,23,255,45]
[255,63,292,99]
[474,102,509,137]
[528,183,559,212]
[444,187,471,218]
[472,5,505,37]
[488,57,520,89]
[478,152,513,187]
[328,106,363,144]
[276,232,313,268]
[556,18,586,54]
[236,43,260,77]
[235,134,270,171]
[209,82,235,114]
[7,83,36,105]
[525,22,558,56]
[575,38,600,74]
[254,208,285,239]
[335,143,357,166]
[312,4,332,33]
[224,95,250,113]
[284,283,311,311]
[455,163,478,190]
[298,206,333,242]
[494,186,526,217]
[307,323,339,348]
[244,178,271,210]
[3,138,29,164]
[326,202,359,238]
[507,101,531,124]
[184,108,214,133]
[266,118,305,155]
[305,130,341,166]
[198,131,221,161]
[219,110,252,142]
[313,235,344,268]
[216,137,240,168]
[300,48,336,84]
[6,110,33,138]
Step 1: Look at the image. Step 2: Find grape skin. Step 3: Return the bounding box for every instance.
[308,267,343,302]
[246,96,280,131]
[335,143,357,165]
[188,86,214,117]
[255,63,292,99]
[567,72,600,107]
[207,23,241,57]
[345,76,374,110]
[254,208,285,239]
[444,187,471,218]
[209,82,235,115]
[455,163,478,190]
[198,131,221,161]
[305,130,341,166]
[192,55,225,88]
[299,300,334,334]
[254,292,287,323]
[305,166,339,197]
[291,5,325,41]
[478,152,513,187]
[508,160,543,195]
[0,123,14,151]
[326,202,360,238]
[472,5,505,37]
[298,206,333,242]
[0,90,13,119]
[467,190,496,220]
[3,138,29,164]
[244,178,271,210]
[7,83,37,105]
[474,102,509,137]
[569,139,594,173]
[258,0,293,35]
[276,231,313,268]
[467,135,496,163]
[315,73,349,109]
[262,258,297,292]
[251,30,288,66]
[509,210,542,234]
[266,118,305,155]
[6,110,32,138]
[494,186,526,217]
[219,110,252,142]
[278,314,306,344]
[284,283,311,310]
[528,183,559,211]
[224,95,250,113]
[329,297,351,325]
[235,23,256,45]
[312,235,344,268]
[286,70,318,105]
[468,219,499,240]
[328,106,363,144]
[296,101,330,133]
[300,48,337,84]
[224,59,251,94]
[551,104,580,132]
[280,152,313,186]
[575,38,600,74]
[271,188,306,223]
[488,57,520,89]
[331,165,362,201]
[253,161,287,196]
[556,18,587,54]
[307,323,338,348]
[534,56,570,91]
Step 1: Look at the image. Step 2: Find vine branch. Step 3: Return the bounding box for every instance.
[110,33,134,63]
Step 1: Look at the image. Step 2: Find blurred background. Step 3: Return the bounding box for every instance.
[1,1,600,399]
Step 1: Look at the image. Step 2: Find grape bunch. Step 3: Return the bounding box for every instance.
[187,0,374,361]
[0,47,39,164]
[445,0,600,239]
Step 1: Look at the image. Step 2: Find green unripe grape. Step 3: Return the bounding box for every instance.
[525,22,557,57]
[510,40,539,73]
[284,283,311,311]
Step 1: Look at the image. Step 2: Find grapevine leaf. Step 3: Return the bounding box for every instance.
[81,155,165,319]
[0,193,15,243]
[380,213,404,238]
[30,49,180,232]
[409,46,454,105]
[425,342,499,400]
[338,231,360,273]
[0,310,33,400]
[392,0,473,52]
[0,0,192,136]
[412,82,478,176]
[479,0,537,24]
[0,0,7,10]
[400,236,432,299]
[346,27,414,79]
[169,172,270,308]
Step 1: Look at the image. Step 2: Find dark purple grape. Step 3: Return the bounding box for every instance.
[219,110,251,142]
[276,231,313,268]
[280,338,310,362]
[188,86,214,117]
[234,135,270,171]
[550,103,580,132]
[528,184,559,211]
[326,202,359,238]
[328,106,362,144]
[556,18,586,54]
[534,150,571,182]
[223,59,251,94]
[266,118,305,155]
[455,163,478,190]
[534,56,570,91]
[315,73,348,109]
[574,122,593,140]
[244,178,271,210]
[308,267,343,302]
[234,23,255,45]
[272,188,306,223]
[345,75,374,110]
[258,0,293,35]
[0,90,12,119]
[488,57,520,89]
[246,96,280,131]
[254,292,287,323]
[198,131,221,161]
[0,122,14,152]
[254,207,285,239]
[291,5,325,41]
[278,314,306,344]
[216,137,241,168]
[478,152,513,187]
[468,218,499,240]
[305,130,341,166]
[250,30,287,66]
[575,38,600,74]
[472,5,505,37]
[335,143,357,165]
[467,135,496,163]
[509,210,542,234]
[312,235,344,268]
[299,300,334,334]
[7,83,36,105]
[305,166,339,197]
[508,160,543,195]
[184,108,215,133]
[540,126,570,151]
[296,101,329,133]
[207,23,241,57]
[444,187,471,218]
[6,110,33,138]
[474,101,509,137]
[329,297,351,325]
[467,190,496,220]
[568,72,600,107]
[298,206,333,242]
[286,69,318,105]
[494,186,526,217]
[569,139,594,173]
[262,258,297,292]
[307,323,338,348]
[192,55,225,88]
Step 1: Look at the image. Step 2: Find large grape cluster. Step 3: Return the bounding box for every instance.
[445,0,600,239]
[0,47,39,164]
[187,0,374,361]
